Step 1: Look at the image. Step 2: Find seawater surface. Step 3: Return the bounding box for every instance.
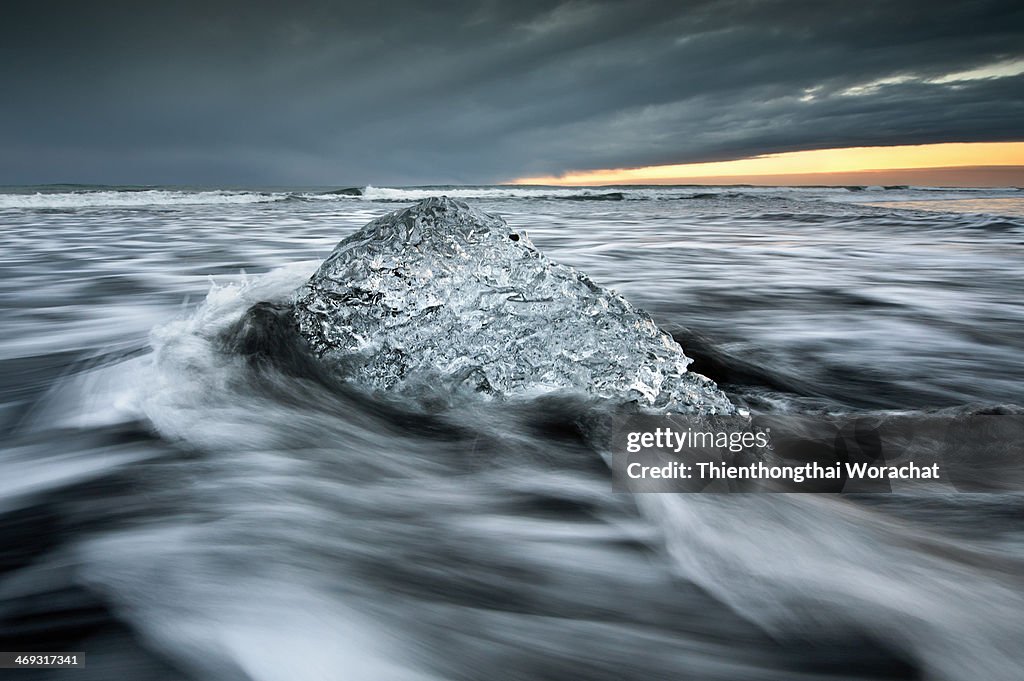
[1,185,1023,681]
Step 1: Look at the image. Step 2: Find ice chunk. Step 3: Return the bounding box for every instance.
[293,197,735,414]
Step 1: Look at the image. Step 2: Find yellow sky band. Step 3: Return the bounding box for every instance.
[512,142,1024,185]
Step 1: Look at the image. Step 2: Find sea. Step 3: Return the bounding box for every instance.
[1,184,1023,680]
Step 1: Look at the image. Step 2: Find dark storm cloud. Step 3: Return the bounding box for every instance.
[1,0,1022,184]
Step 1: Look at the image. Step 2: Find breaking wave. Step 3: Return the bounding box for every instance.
[0,189,286,210]
[3,184,1021,212]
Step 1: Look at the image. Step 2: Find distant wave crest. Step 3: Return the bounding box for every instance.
[2,183,1020,212]
[0,189,286,209]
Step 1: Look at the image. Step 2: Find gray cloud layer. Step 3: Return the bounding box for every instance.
[2,0,1022,185]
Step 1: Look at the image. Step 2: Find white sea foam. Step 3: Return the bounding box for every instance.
[357,184,848,201]
[359,185,626,201]
[0,189,286,209]
[357,184,1021,204]
[2,184,1018,210]
[3,194,1024,681]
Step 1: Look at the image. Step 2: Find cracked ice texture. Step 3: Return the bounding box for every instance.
[293,197,736,414]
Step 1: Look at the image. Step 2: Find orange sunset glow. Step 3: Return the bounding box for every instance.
[512,142,1024,186]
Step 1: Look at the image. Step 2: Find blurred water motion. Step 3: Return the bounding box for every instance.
[1,185,1023,680]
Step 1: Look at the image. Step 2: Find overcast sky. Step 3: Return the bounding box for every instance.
[2,0,1022,186]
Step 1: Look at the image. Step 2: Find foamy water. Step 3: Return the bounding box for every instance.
[1,185,1023,681]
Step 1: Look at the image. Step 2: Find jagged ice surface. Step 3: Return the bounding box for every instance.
[293,197,736,414]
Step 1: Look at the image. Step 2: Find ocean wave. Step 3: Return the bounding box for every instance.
[356,185,633,202]
[0,189,286,209]
[2,183,1020,212]
[355,185,1023,204]
[353,185,855,202]
[0,185,836,208]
